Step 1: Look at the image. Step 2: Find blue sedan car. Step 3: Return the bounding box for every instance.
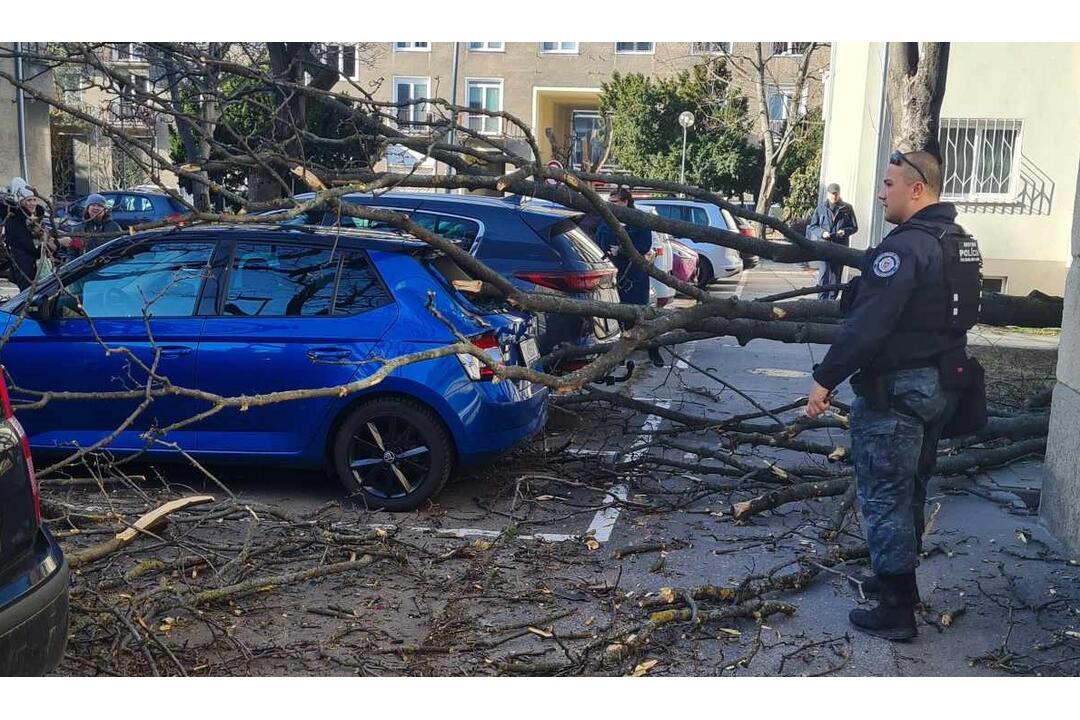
[0,225,548,511]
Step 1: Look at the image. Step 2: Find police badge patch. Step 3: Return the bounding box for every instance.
[873,251,901,278]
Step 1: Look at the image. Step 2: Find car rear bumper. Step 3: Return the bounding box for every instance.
[0,532,69,676]
[457,383,549,461]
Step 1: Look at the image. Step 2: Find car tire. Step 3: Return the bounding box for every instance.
[696,258,715,289]
[332,397,454,512]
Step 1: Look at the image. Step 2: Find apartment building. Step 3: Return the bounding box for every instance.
[0,43,54,192]
[328,41,829,174]
[49,42,175,201]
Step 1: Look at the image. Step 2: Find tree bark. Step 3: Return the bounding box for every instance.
[886,42,951,155]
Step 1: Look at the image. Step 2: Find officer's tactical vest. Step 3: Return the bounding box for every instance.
[894,221,983,333]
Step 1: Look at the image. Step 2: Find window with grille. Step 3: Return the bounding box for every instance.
[394,42,430,52]
[466,79,502,135]
[691,42,732,55]
[615,42,655,54]
[468,42,504,52]
[938,119,1022,201]
[540,42,578,53]
[394,77,431,132]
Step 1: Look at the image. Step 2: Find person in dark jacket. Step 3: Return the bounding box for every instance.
[805,151,976,642]
[593,186,663,367]
[3,184,47,291]
[69,193,123,254]
[806,183,858,300]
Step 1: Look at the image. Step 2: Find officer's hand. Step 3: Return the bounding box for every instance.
[805,381,832,418]
[821,231,831,240]
[836,230,845,237]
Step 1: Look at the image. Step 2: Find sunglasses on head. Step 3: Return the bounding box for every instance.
[889,150,929,185]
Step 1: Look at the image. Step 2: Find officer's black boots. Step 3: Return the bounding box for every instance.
[647,346,665,368]
[849,573,918,641]
[850,572,923,605]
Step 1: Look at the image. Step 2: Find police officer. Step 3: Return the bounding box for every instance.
[804,150,981,641]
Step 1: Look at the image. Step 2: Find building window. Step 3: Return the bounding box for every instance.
[324,44,359,80]
[982,277,1007,294]
[112,43,141,62]
[614,42,655,54]
[394,42,430,52]
[393,77,431,133]
[467,42,504,52]
[691,42,732,55]
[766,85,807,122]
[938,119,1023,202]
[465,79,503,135]
[770,42,811,56]
[540,42,579,54]
[569,111,608,170]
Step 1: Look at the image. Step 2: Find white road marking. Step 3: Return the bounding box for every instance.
[585,399,671,544]
[366,524,578,543]
[732,267,751,299]
[585,485,628,543]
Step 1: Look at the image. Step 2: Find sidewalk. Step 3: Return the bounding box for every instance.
[607,333,1080,676]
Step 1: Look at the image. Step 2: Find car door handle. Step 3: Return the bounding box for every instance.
[307,347,352,362]
[158,345,193,358]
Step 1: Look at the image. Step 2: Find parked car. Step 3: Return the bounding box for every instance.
[669,240,699,287]
[650,233,676,308]
[56,189,190,230]
[0,370,69,676]
[280,192,621,373]
[0,225,549,511]
[637,199,747,287]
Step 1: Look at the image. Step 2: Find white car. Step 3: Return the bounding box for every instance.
[637,199,747,288]
[650,232,676,307]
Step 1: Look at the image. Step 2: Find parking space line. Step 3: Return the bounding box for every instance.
[367,524,578,543]
[586,399,671,543]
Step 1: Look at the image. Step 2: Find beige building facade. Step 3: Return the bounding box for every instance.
[819,42,1080,297]
[0,43,53,193]
[334,42,829,173]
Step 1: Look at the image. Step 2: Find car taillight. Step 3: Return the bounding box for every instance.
[456,331,504,381]
[513,269,615,293]
[165,213,187,226]
[739,226,755,237]
[0,369,39,525]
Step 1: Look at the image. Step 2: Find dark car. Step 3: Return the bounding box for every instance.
[1,225,548,511]
[282,192,621,372]
[0,369,69,676]
[58,189,190,230]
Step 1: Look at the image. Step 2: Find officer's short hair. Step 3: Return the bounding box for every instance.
[904,152,943,196]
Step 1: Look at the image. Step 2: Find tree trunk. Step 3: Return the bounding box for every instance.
[886,43,951,155]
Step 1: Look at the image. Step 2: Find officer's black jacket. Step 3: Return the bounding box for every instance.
[812,202,968,391]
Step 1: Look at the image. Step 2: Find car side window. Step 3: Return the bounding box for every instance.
[651,204,677,220]
[687,206,709,226]
[55,241,215,319]
[333,252,392,315]
[138,197,155,212]
[115,195,138,212]
[224,242,338,317]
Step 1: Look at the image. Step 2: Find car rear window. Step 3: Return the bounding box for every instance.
[554,222,607,264]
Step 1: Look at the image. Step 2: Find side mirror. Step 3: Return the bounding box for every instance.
[26,293,58,322]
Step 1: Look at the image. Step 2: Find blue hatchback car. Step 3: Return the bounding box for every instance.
[0,225,548,511]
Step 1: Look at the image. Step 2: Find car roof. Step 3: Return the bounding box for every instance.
[293,190,580,222]
[121,223,433,253]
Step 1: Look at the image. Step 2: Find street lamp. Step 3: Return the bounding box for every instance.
[678,111,695,189]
